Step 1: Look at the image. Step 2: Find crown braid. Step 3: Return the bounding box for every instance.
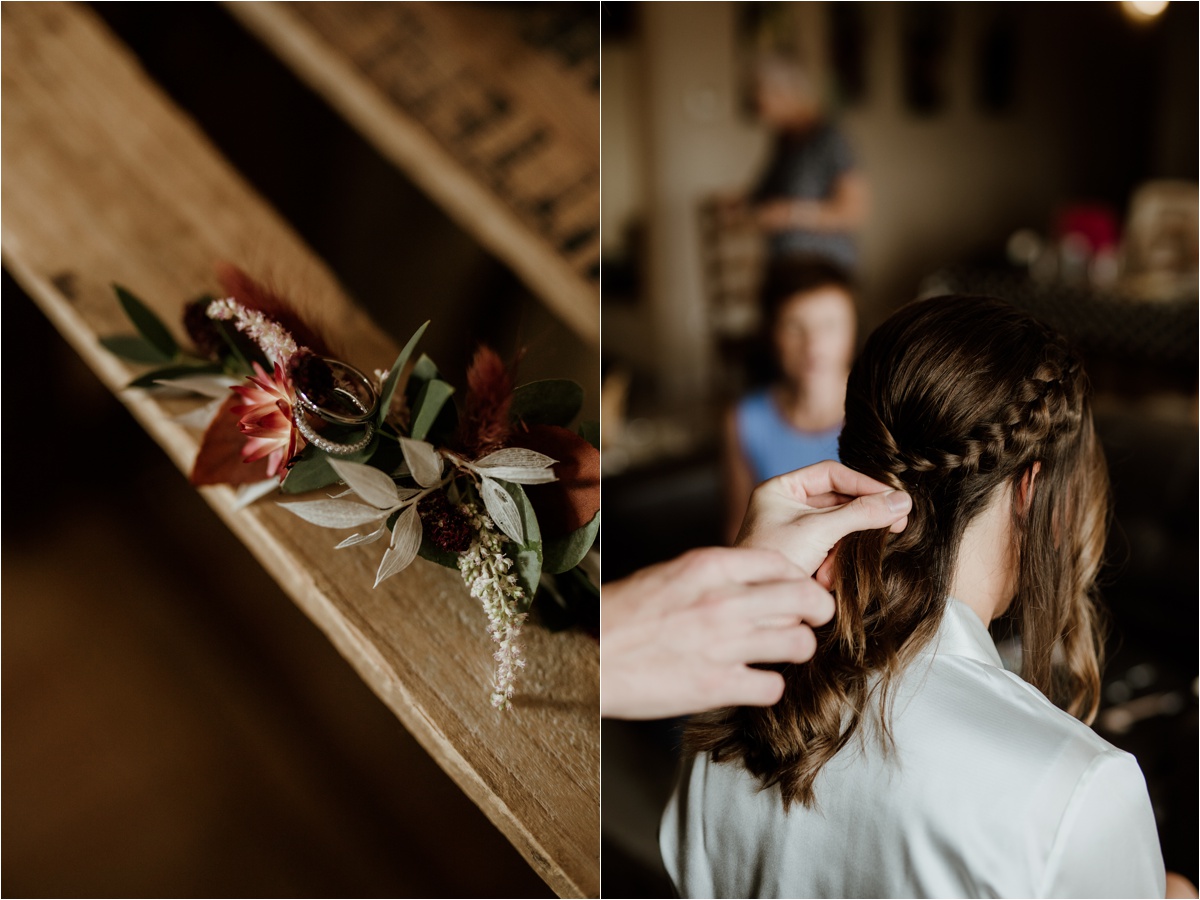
[847,320,1086,487]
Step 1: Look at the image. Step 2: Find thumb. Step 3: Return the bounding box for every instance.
[814,490,911,546]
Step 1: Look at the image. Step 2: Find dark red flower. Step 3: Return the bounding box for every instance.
[183,298,224,359]
[456,345,514,457]
[508,424,600,539]
[288,349,335,405]
[418,491,473,553]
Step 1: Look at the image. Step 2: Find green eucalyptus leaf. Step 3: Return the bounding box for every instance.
[531,575,574,633]
[534,566,599,632]
[281,449,341,494]
[564,564,600,599]
[213,320,268,374]
[547,565,600,633]
[503,480,541,608]
[418,536,461,569]
[541,508,600,574]
[410,353,439,386]
[127,362,225,388]
[377,320,430,427]
[509,480,541,547]
[514,546,541,613]
[404,354,457,442]
[578,420,600,450]
[281,440,377,494]
[101,334,174,365]
[113,284,178,360]
[410,379,455,441]
[367,437,405,478]
[510,379,584,427]
[426,397,459,445]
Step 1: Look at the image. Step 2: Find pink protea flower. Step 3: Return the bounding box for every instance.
[230,362,302,478]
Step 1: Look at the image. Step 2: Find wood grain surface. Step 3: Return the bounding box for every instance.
[1,5,598,896]
[228,1,600,345]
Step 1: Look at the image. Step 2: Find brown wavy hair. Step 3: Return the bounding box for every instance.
[688,295,1109,809]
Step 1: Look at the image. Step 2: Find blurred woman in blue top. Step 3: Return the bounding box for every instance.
[723,259,857,542]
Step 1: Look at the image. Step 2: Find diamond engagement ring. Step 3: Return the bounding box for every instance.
[293,356,379,425]
[291,356,379,455]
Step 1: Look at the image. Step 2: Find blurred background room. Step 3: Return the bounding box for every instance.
[600,1,1197,894]
[4,3,598,896]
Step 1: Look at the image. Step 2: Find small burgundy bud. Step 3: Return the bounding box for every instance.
[184,299,224,360]
[418,492,474,553]
[289,349,335,405]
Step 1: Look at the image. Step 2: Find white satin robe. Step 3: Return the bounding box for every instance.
[661,600,1166,899]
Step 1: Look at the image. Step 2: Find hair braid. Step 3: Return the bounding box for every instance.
[853,331,1086,486]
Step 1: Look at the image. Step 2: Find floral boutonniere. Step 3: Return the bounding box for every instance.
[102,266,599,709]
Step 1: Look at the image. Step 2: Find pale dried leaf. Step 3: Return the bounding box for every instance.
[156,374,240,398]
[473,447,557,469]
[279,499,388,529]
[391,501,423,551]
[329,458,401,509]
[335,524,388,548]
[173,396,226,430]
[400,437,443,488]
[470,465,557,484]
[481,477,524,544]
[374,505,423,586]
[232,479,278,510]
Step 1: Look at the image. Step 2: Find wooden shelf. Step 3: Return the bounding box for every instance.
[1,5,598,897]
[227,1,600,345]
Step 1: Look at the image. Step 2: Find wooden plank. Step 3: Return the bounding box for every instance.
[227,1,600,345]
[0,5,598,897]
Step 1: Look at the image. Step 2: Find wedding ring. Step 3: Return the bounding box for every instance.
[293,406,376,456]
[294,357,379,425]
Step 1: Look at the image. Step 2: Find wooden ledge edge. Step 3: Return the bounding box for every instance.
[225,0,599,347]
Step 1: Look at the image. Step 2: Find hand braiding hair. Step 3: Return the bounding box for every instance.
[689,295,1108,809]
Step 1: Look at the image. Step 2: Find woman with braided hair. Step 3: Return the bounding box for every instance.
[662,296,1180,898]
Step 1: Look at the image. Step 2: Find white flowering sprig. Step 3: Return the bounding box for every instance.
[279,443,555,710]
[457,503,528,710]
[207,297,298,366]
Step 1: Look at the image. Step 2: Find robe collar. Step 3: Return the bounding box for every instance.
[918,598,1006,670]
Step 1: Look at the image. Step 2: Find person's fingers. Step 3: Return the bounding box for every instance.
[814,543,839,590]
[748,490,910,576]
[819,461,900,501]
[1164,871,1198,899]
[808,489,912,547]
[804,490,854,510]
[767,460,895,505]
[711,578,836,630]
[676,545,805,587]
[723,624,818,666]
[691,580,830,643]
[716,666,787,708]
